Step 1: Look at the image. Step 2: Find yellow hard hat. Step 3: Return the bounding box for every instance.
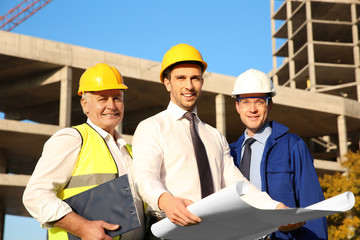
[78,63,128,96]
[160,43,207,83]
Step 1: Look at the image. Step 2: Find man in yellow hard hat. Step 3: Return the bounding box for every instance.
[132,44,301,239]
[23,63,145,240]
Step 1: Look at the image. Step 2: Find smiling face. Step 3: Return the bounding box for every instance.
[163,63,203,112]
[81,89,124,136]
[235,93,273,137]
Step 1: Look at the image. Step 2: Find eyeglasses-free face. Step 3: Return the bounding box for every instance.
[163,63,203,112]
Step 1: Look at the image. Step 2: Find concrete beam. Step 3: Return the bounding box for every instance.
[315,81,360,93]
[310,0,359,4]
[0,174,29,187]
[274,86,360,119]
[0,119,60,136]
[0,31,160,83]
[314,159,346,172]
[202,72,235,95]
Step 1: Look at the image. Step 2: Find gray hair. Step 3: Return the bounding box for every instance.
[81,92,90,115]
[82,92,90,101]
[80,91,125,116]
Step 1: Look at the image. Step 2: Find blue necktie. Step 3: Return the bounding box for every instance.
[240,138,256,180]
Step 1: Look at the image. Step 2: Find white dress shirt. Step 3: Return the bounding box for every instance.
[23,119,144,240]
[132,101,279,216]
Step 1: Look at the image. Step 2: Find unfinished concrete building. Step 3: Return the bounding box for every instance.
[0,0,360,237]
[270,0,360,165]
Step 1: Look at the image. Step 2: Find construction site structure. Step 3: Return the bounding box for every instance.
[270,0,360,164]
[0,0,360,238]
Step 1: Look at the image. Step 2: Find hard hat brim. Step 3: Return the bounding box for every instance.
[160,60,207,83]
[78,84,128,96]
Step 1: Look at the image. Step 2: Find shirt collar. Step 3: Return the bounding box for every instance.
[86,119,127,146]
[167,101,199,121]
[243,122,272,145]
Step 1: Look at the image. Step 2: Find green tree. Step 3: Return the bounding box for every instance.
[319,151,360,239]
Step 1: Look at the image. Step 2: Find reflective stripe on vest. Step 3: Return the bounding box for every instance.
[125,144,132,158]
[48,123,120,240]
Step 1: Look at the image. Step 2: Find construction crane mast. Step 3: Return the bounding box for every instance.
[0,0,52,32]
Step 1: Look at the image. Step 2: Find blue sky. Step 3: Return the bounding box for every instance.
[1,0,282,239]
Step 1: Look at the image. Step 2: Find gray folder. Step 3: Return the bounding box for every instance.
[64,174,141,240]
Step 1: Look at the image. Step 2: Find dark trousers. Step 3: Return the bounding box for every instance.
[145,214,165,240]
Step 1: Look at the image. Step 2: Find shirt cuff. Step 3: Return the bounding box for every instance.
[40,203,73,229]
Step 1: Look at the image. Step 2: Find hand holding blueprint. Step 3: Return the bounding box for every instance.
[151,181,355,240]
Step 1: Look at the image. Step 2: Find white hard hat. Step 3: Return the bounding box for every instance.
[232,68,276,97]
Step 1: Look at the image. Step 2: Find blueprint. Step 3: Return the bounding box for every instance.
[151,181,355,240]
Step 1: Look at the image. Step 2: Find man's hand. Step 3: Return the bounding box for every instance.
[54,211,120,240]
[276,203,306,232]
[278,222,306,232]
[77,220,119,240]
[158,192,201,226]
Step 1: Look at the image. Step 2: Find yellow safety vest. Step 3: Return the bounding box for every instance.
[48,123,130,240]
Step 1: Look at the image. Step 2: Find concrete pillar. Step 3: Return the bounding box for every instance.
[0,149,6,173]
[215,94,226,137]
[305,0,317,92]
[351,3,360,102]
[337,115,348,162]
[270,0,279,86]
[0,149,5,240]
[59,66,72,128]
[286,0,296,89]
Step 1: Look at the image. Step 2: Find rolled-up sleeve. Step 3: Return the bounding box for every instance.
[22,128,81,228]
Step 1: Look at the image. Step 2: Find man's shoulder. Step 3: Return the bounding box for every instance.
[229,134,245,149]
[134,109,170,135]
[271,121,302,142]
[139,109,168,125]
[45,127,81,147]
[270,123,307,151]
[54,127,80,137]
[200,119,217,132]
[200,120,228,143]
